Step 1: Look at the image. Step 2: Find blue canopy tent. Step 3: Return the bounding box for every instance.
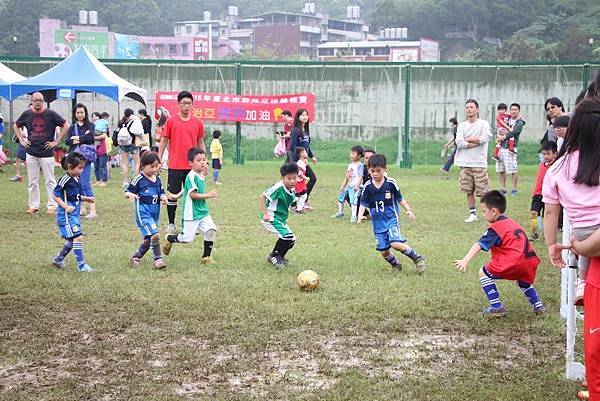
[10,46,147,105]
[0,61,25,100]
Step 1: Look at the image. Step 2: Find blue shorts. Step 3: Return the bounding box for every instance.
[137,217,159,238]
[119,144,139,154]
[58,214,83,240]
[212,158,221,169]
[338,185,359,206]
[374,226,406,251]
[16,144,27,161]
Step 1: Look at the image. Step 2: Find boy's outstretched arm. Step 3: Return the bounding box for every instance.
[454,243,482,271]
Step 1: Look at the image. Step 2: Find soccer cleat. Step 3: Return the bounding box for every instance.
[162,240,173,256]
[200,256,215,265]
[9,175,23,182]
[349,216,358,223]
[25,208,39,214]
[511,189,518,196]
[153,258,167,270]
[483,306,506,317]
[330,212,344,219]
[78,264,96,273]
[268,255,286,269]
[530,232,539,241]
[391,262,403,273]
[166,223,177,235]
[415,257,426,275]
[130,256,141,268]
[464,214,478,223]
[52,256,66,270]
[534,305,547,317]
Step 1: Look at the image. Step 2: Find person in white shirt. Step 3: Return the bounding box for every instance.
[454,99,493,223]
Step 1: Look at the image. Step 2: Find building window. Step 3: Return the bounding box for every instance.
[169,44,178,55]
[355,47,372,56]
[186,25,192,34]
[181,43,189,55]
[318,48,334,56]
[374,47,390,55]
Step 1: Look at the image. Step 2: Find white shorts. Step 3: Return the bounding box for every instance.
[495,147,518,174]
[178,215,217,243]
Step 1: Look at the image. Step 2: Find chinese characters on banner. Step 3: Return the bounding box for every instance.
[155,92,315,123]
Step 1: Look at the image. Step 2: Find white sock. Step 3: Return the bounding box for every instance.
[297,194,307,211]
[351,204,358,218]
[338,202,344,215]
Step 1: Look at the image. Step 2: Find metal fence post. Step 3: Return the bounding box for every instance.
[400,63,412,168]
[582,63,590,91]
[235,62,242,165]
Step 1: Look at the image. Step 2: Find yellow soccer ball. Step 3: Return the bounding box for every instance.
[296,270,320,291]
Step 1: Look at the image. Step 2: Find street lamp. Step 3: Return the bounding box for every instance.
[12,35,17,55]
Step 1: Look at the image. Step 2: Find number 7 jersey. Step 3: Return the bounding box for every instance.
[360,177,403,234]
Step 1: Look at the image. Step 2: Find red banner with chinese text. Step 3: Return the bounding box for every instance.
[155,91,315,123]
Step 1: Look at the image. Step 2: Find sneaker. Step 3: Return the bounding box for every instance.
[201,256,215,265]
[499,189,507,195]
[215,182,222,185]
[78,264,96,273]
[52,256,66,270]
[483,305,506,317]
[331,212,344,219]
[267,255,286,269]
[25,208,39,214]
[530,232,539,241]
[153,258,167,270]
[162,239,173,256]
[575,281,585,306]
[464,214,478,223]
[534,305,548,317]
[391,262,403,272]
[166,224,177,235]
[414,257,426,275]
[130,256,141,268]
[9,175,23,182]
[349,216,358,223]
[121,181,129,188]
[511,189,518,196]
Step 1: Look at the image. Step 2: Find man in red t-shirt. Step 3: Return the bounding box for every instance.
[158,91,205,234]
[529,142,557,240]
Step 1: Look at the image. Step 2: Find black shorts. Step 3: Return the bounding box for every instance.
[530,194,544,215]
[167,169,190,195]
[212,158,221,170]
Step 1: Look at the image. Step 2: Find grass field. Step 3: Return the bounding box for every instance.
[0,161,583,400]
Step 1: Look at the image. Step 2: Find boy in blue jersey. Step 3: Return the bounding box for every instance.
[358,154,426,274]
[125,151,168,269]
[51,152,96,272]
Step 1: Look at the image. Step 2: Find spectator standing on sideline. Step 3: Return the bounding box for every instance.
[454,99,492,223]
[158,90,206,235]
[139,109,153,149]
[118,108,144,187]
[541,97,566,146]
[14,92,69,215]
[289,108,317,209]
[440,117,458,176]
[496,103,525,196]
[91,112,109,187]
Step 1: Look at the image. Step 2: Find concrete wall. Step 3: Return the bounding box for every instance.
[1,60,597,147]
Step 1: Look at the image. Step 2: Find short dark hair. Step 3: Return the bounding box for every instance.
[510,103,521,110]
[364,148,376,155]
[367,153,387,169]
[281,110,292,117]
[497,103,508,111]
[350,145,364,157]
[140,151,160,169]
[481,190,507,214]
[294,146,306,160]
[91,111,101,119]
[187,147,205,162]
[178,91,193,103]
[61,152,86,170]
[542,142,558,153]
[124,108,134,117]
[100,112,110,119]
[138,109,148,117]
[466,98,479,108]
[554,115,570,127]
[449,117,458,125]
[212,129,221,139]
[280,161,299,177]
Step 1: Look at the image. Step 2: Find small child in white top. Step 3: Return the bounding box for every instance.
[332,145,364,222]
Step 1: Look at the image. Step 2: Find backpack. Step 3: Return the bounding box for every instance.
[116,120,134,146]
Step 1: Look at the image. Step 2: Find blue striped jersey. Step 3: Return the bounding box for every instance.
[360,177,404,234]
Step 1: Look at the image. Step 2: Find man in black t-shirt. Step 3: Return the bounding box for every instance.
[14,92,70,214]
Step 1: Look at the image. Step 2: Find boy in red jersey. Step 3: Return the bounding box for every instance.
[530,142,558,240]
[454,190,546,317]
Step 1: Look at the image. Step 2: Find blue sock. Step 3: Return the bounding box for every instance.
[480,276,503,308]
[402,247,422,262]
[383,253,400,267]
[73,241,86,270]
[134,239,150,258]
[537,216,543,233]
[213,169,219,182]
[57,240,73,260]
[518,281,543,309]
[150,237,162,260]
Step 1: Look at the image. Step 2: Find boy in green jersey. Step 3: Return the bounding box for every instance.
[163,147,218,264]
[260,162,299,268]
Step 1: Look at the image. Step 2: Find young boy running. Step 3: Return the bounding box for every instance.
[454,190,546,317]
[260,162,298,269]
[162,147,218,265]
[357,154,426,274]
